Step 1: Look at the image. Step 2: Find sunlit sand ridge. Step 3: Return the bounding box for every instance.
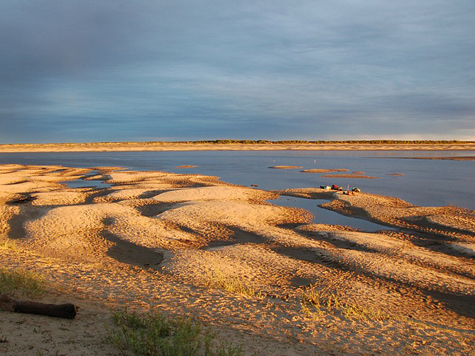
[1,164,474,355]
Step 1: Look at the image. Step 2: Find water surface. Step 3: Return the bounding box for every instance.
[271,196,394,231]
[0,150,474,209]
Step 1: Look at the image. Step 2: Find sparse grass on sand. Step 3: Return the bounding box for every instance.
[0,240,18,251]
[301,284,392,321]
[204,268,263,299]
[0,267,46,297]
[106,308,243,356]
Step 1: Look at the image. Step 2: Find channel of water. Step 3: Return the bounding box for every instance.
[270,196,395,231]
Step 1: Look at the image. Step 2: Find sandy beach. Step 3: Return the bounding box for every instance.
[1,164,474,355]
[1,141,475,153]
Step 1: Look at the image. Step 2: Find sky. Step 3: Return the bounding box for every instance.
[1,0,474,143]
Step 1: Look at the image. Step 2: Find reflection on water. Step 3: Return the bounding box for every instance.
[0,150,474,209]
[271,196,393,232]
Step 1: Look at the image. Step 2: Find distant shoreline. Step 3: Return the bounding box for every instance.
[391,156,475,161]
[1,141,475,153]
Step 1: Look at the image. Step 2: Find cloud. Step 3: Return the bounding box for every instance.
[0,0,474,142]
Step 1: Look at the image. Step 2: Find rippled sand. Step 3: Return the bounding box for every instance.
[1,164,474,355]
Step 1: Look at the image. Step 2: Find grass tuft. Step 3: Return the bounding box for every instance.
[301,284,391,321]
[204,269,262,299]
[106,308,243,356]
[343,303,392,321]
[0,267,46,297]
[0,240,18,251]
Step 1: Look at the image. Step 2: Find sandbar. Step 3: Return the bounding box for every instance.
[174,165,198,169]
[396,156,475,161]
[269,165,303,169]
[300,169,349,173]
[1,164,474,355]
[321,173,380,179]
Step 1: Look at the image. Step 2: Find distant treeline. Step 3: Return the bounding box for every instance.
[2,140,474,146]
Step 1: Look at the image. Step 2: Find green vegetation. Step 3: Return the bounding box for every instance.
[301,284,392,321]
[0,267,46,297]
[106,309,243,356]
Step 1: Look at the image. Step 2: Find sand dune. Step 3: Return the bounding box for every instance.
[1,164,474,355]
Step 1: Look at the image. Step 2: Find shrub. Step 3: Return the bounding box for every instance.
[106,309,243,356]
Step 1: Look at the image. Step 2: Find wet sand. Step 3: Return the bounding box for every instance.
[1,164,474,355]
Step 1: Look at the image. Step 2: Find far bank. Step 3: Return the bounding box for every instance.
[1,140,475,153]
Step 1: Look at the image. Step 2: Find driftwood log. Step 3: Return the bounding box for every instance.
[0,294,78,319]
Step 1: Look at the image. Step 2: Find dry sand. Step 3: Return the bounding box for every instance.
[0,164,474,355]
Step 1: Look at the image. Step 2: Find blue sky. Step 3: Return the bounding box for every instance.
[1,0,474,143]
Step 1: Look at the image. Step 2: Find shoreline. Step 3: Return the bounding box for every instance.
[1,142,475,153]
